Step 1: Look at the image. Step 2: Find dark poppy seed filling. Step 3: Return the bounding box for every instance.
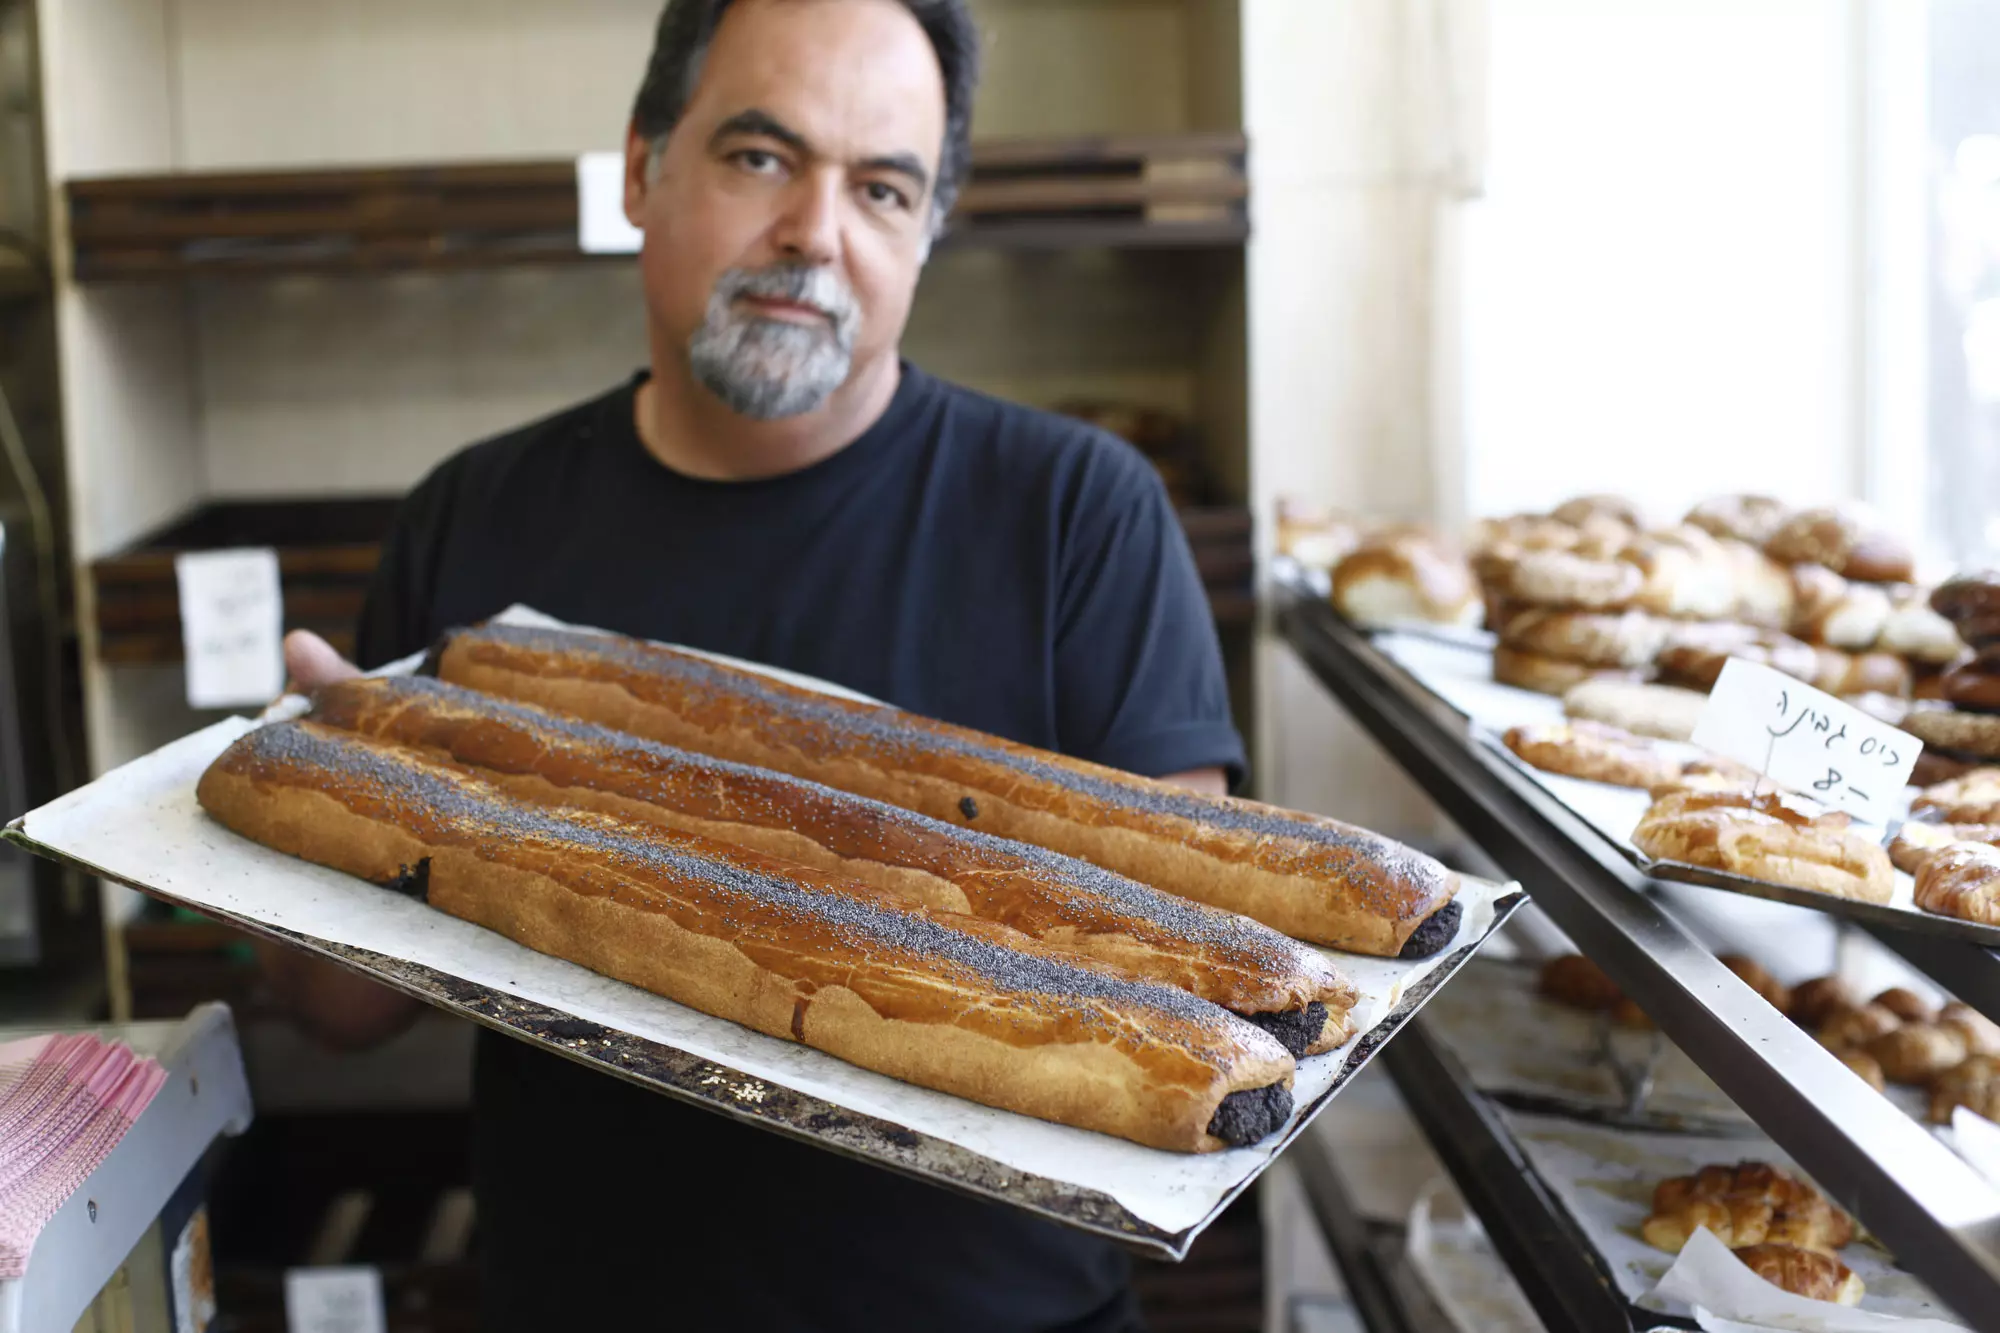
[385,857,431,902]
[959,796,979,819]
[1245,1002,1327,1058]
[1206,1082,1293,1146]
[1396,900,1462,960]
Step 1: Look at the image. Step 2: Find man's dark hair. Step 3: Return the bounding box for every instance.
[632,0,981,227]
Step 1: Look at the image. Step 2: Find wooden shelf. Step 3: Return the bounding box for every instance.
[67,133,1248,280]
[89,494,1253,665]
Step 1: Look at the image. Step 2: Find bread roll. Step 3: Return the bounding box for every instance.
[1767,510,1916,584]
[430,625,1463,958]
[1562,680,1708,742]
[1940,1001,2000,1057]
[1685,495,1790,547]
[1493,550,1642,611]
[199,722,1300,1152]
[1881,586,1966,665]
[309,676,1357,1055]
[1496,608,1665,669]
[1731,1245,1864,1305]
[1790,566,1891,650]
[1933,573,2000,648]
[1819,1004,1902,1051]
[1931,1054,2000,1124]
[1492,646,1644,697]
[1788,976,1858,1029]
[1870,986,1934,1023]
[1864,1023,1966,1084]
[1503,720,1681,790]
[1834,1049,1887,1092]
[1330,535,1481,628]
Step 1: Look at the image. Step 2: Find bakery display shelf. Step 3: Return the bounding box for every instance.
[1275,584,2000,1329]
[1286,1132,1430,1333]
[66,133,1250,280]
[89,496,1255,662]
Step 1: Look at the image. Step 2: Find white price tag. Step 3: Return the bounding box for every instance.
[284,1267,385,1333]
[576,150,641,254]
[1689,658,1919,825]
[174,548,284,709]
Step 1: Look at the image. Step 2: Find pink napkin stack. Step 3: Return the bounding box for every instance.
[0,1034,168,1278]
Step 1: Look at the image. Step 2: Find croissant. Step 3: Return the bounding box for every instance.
[1911,767,2000,823]
[1732,1244,1864,1305]
[1930,1054,2000,1124]
[1537,954,1623,1010]
[1914,842,2000,926]
[1651,1162,1819,1215]
[1864,1023,1968,1085]
[1645,1161,1853,1255]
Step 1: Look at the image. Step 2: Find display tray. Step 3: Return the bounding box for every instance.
[1361,626,2000,950]
[7,606,1522,1260]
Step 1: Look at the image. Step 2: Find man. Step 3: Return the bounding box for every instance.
[271,0,1243,1327]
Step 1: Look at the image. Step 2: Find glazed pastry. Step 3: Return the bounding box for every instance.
[1912,766,2000,823]
[1563,680,1709,743]
[1492,549,1643,611]
[1889,822,1989,875]
[1537,954,1623,1011]
[1643,1162,1852,1254]
[1493,645,1645,697]
[1654,631,1819,694]
[1929,1054,2000,1124]
[1730,1244,1864,1305]
[1913,841,2000,926]
[1766,509,1916,584]
[1864,1023,1967,1085]
[1631,789,1895,904]
[1497,608,1666,669]
[1331,533,1482,629]
[430,625,1463,958]
[1503,721,1682,791]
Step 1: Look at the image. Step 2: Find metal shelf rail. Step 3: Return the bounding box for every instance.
[1276,587,2000,1331]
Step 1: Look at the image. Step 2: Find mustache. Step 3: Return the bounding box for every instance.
[713,263,859,339]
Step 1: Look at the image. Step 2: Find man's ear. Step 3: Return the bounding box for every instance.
[624,121,656,229]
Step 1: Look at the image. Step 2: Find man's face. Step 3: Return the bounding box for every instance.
[624,0,948,420]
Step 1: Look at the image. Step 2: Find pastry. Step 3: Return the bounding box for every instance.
[1864,1023,1967,1084]
[1766,509,1916,583]
[1942,655,2000,715]
[1551,494,1644,530]
[1730,1244,1864,1306]
[1469,514,1581,556]
[198,722,1299,1153]
[1941,1002,2000,1057]
[1871,987,1934,1022]
[1932,573,2000,647]
[1655,632,1819,693]
[1330,534,1482,629]
[1931,1054,2000,1123]
[1611,996,1655,1030]
[1902,704,2000,761]
[1880,586,1966,665]
[1275,501,1367,572]
[1630,789,1895,904]
[1503,721,1682,790]
[1911,766,2000,822]
[1818,1003,1903,1051]
[1913,841,2000,926]
[1912,748,1984,788]
[1493,549,1643,611]
[308,676,1360,1051]
[1834,1049,1887,1092]
[1643,1162,1852,1254]
[1789,565,1892,650]
[1891,822,2000,874]
[1651,1162,1823,1215]
[1788,976,1859,1028]
[1833,651,1914,700]
[1621,530,1739,621]
[1844,691,1911,726]
[1537,954,1623,1011]
[1685,495,1790,547]
[1563,680,1709,743]
[430,625,1464,958]
[1721,955,1790,1013]
[1493,646,1644,697]
[1721,541,1799,629]
[1497,608,1666,669]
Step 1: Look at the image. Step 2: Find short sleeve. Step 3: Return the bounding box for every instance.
[354,462,460,670]
[1050,441,1247,787]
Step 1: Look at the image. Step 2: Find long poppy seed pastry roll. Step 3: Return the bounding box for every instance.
[426,625,1463,958]
[307,676,1358,1056]
[197,722,1298,1152]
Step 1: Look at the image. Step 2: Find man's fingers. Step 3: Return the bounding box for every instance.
[283,630,362,692]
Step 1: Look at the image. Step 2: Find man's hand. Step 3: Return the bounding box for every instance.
[1160,766,1228,797]
[259,630,423,1050]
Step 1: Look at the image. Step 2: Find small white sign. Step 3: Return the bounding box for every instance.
[1689,657,1920,825]
[284,1267,386,1333]
[577,150,641,254]
[175,549,284,709]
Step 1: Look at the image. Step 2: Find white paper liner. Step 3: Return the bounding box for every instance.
[1649,1229,1968,1332]
[15,607,1509,1234]
[1499,1108,1960,1326]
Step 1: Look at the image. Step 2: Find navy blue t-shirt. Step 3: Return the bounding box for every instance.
[355,364,1245,1333]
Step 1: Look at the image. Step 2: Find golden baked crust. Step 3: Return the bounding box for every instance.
[1767,510,1916,584]
[1818,1003,1902,1051]
[1912,766,2000,822]
[1630,790,1895,904]
[309,676,1360,1052]
[1536,953,1622,1010]
[1503,720,1681,790]
[1834,1049,1887,1092]
[1492,646,1644,697]
[1788,976,1859,1029]
[1685,494,1790,547]
[1930,1053,2000,1123]
[1562,680,1708,742]
[1913,841,2000,926]
[1494,550,1643,611]
[1789,565,1892,650]
[1941,1002,2000,1057]
[1621,528,1738,621]
[1642,1162,1852,1255]
[1889,822,1963,875]
[1330,536,1481,629]
[1497,608,1666,668]
[434,625,1462,958]
[199,722,1300,1153]
[1864,1023,1967,1084]
[1870,987,1934,1023]
[1731,1244,1864,1305]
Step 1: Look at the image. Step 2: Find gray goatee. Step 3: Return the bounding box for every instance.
[687,262,861,420]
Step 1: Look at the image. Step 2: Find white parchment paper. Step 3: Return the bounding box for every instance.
[12,608,1510,1233]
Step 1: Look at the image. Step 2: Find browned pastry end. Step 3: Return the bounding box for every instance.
[308,677,1359,1052]
[1720,955,1791,1014]
[1492,646,1645,698]
[1631,789,1895,905]
[1930,1054,2000,1123]
[1494,550,1643,611]
[198,722,1298,1153]
[1871,987,1935,1023]
[1933,572,2000,647]
[1788,976,1859,1029]
[1563,680,1709,743]
[1864,1023,1968,1085]
[1331,535,1482,629]
[1912,766,2000,822]
[1889,823,1984,875]
[1537,954,1623,1011]
[1767,509,1916,584]
[1497,608,1666,669]
[1503,721,1681,791]
[1836,1049,1887,1092]
[1731,1244,1864,1305]
[1818,1003,1903,1051]
[1551,494,1645,530]
[1685,494,1790,547]
[1913,841,2000,927]
[1940,1002,2000,1057]
[431,625,1463,958]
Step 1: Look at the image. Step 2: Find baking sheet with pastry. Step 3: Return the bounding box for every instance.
[1498,1107,1964,1327]
[5,608,1522,1257]
[1365,629,2000,949]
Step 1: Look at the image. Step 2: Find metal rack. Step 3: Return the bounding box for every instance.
[1275,584,2000,1332]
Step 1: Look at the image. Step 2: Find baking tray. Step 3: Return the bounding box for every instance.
[6,608,1523,1260]
[1366,628,2000,951]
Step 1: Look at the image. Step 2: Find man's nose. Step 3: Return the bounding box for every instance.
[770,169,843,267]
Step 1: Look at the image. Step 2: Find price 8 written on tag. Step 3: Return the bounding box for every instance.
[1688,657,1920,825]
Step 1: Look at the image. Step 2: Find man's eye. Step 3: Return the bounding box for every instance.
[863,181,910,210]
[734,150,783,175]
